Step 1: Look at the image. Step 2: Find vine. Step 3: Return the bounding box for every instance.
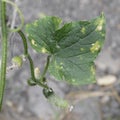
[0,0,106,110]
[0,0,7,110]
[17,30,50,89]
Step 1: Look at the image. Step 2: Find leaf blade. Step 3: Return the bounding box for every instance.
[25,13,106,85]
[49,13,105,85]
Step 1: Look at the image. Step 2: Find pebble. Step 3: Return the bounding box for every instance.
[97,75,117,86]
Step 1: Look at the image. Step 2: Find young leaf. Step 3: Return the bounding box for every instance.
[25,13,106,85]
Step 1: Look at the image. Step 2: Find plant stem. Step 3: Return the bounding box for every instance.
[18,30,36,81]
[17,30,49,89]
[40,55,51,82]
[0,0,8,110]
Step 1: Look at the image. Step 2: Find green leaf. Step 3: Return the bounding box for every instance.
[25,13,106,85]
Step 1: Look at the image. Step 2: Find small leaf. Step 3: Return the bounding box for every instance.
[25,13,106,85]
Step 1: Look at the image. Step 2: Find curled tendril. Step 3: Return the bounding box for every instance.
[2,0,24,32]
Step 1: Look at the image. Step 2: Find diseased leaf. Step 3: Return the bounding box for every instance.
[25,13,106,85]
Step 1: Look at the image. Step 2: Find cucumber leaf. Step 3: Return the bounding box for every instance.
[25,13,106,85]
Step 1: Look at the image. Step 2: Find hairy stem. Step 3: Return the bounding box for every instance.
[0,0,8,110]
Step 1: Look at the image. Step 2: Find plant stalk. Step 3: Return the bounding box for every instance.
[40,55,51,82]
[0,0,8,110]
[18,30,36,81]
[17,30,49,89]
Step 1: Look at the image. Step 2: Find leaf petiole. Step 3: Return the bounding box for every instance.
[18,30,36,81]
[17,30,49,89]
[39,55,51,82]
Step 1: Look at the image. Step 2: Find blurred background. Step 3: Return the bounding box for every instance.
[0,0,120,120]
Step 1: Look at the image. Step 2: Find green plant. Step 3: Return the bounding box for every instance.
[0,0,106,110]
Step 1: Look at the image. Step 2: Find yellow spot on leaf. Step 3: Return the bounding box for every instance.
[80,48,85,51]
[59,63,64,70]
[81,27,86,34]
[96,18,104,31]
[60,62,63,65]
[90,65,95,75]
[31,39,37,46]
[72,79,76,83]
[60,66,63,69]
[96,25,102,31]
[90,41,101,53]
[41,47,48,53]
